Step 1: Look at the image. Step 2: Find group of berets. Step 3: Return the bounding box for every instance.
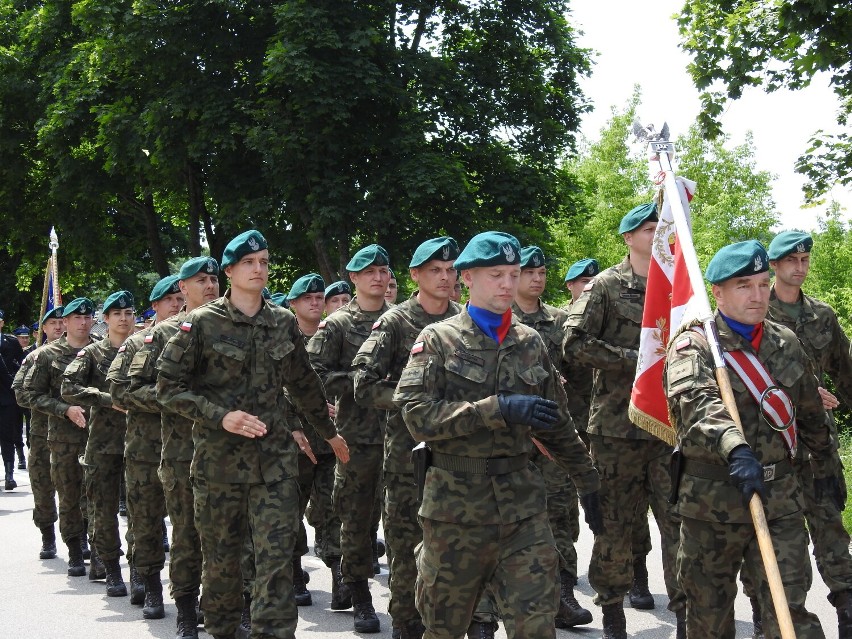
[4,202,852,639]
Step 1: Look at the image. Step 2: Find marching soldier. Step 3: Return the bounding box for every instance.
[0,311,24,489]
[664,240,834,638]
[13,325,32,470]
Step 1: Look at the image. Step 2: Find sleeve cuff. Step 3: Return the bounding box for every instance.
[473,396,505,431]
[718,427,749,461]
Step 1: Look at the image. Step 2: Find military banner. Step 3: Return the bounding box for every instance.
[37,228,62,344]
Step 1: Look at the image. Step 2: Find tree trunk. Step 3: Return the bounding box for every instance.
[184,160,204,256]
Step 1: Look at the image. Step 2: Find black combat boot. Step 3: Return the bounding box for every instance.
[601,601,627,639]
[292,557,312,606]
[80,520,91,560]
[89,545,106,580]
[398,618,425,639]
[835,589,852,639]
[676,607,686,639]
[142,572,165,619]
[174,594,199,639]
[329,557,352,610]
[129,563,145,605]
[555,569,592,627]
[628,555,655,609]
[235,593,251,639]
[66,538,86,577]
[104,558,128,597]
[466,621,497,639]
[162,519,170,553]
[372,537,385,575]
[4,461,16,490]
[750,597,764,639]
[197,594,205,625]
[350,579,380,633]
[17,444,26,470]
[39,525,57,559]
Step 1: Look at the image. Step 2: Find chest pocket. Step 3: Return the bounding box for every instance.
[445,354,488,386]
[212,340,248,377]
[805,316,833,352]
[774,358,804,391]
[613,293,643,325]
[267,341,295,362]
[517,364,550,391]
[96,355,113,378]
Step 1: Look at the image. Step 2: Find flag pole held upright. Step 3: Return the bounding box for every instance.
[648,140,796,639]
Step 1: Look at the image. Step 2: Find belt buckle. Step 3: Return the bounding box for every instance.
[763,463,776,482]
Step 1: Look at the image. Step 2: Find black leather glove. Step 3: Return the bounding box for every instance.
[497,394,559,429]
[579,491,604,535]
[814,475,845,511]
[728,445,766,506]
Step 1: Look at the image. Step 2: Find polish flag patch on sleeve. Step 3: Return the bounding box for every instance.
[318,320,327,329]
[675,337,691,351]
[76,349,86,357]
[144,334,154,343]
[372,320,381,330]
[411,341,424,355]
[180,321,193,332]
[118,344,127,353]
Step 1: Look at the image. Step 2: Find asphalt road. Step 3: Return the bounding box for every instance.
[0,468,838,638]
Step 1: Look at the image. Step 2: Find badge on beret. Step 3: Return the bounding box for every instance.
[753,254,763,271]
[119,298,126,308]
[796,242,806,253]
[442,245,451,260]
[501,243,515,263]
[586,264,594,275]
[248,236,260,251]
[532,255,540,267]
[207,258,217,273]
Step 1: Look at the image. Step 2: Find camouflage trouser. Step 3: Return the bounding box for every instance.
[48,440,87,543]
[194,477,299,639]
[125,459,166,575]
[417,511,558,639]
[531,449,579,579]
[84,452,124,561]
[29,434,57,529]
[679,513,823,638]
[160,460,202,599]
[295,452,340,562]
[334,443,383,582]
[632,490,653,558]
[588,435,684,611]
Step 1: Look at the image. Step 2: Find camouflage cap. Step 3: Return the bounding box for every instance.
[149,275,181,302]
[221,230,268,268]
[346,244,390,272]
[179,256,220,280]
[706,240,769,284]
[269,292,289,307]
[564,258,600,282]
[409,236,460,268]
[454,231,521,270]
[287,273,326,300]
[103,290,135,314]
[62,297,95,317]
[324,280,352,300]
[519,246,546,269]
[767,230,813,261]
[619,202,658,234]
[41,306,64,324]
[12,325,30,336]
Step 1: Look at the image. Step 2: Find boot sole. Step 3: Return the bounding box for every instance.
[628,598,655,610]
[330,600,352,610]
[354,622,381,633]
[107,586,128,597]
[555,610,593,627]
[39,550,57,559]
[295,595,313,606]
[143,606,165,619]
[68,567,86,577]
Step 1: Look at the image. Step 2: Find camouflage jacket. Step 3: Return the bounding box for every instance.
[62,338,125,459]
[392,309,600,525]
[354,293,461,472]
[107,327,162,463]
[283,328,331,457]
[665,313,834,524]
[13,348,49,437]
[563,256,651,440]
[156,293,336,483]
[559,298,595,431]
[308,297,389,446]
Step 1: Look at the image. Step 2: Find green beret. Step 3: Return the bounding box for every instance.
[221,230,268,268]
[287,273,326,300]
[269,292,289,307]
[705,240,769,284]
[619,202,658,234]
[149,275,181,302]
[346,244,390,273]
[324,281,351,300]
[564,258,600,282]
[454,232,521,270]
[179,256,220,280]
[767,231,813,260]
[13,325,30,336]
[519,246,546,269]
[409,237,461,268]
[42,306,64,324]
[62,297,95,317]
[103,290,135,314]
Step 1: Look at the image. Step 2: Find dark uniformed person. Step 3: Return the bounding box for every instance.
[0,310,25,490]
[767,231,852,637]
[393,231,603,639]
[62,290,136,596]
[23,298,95,576]
[324,280,352,316]
[129,256,221,639]
[562,204,686,637]
[12,325,32,469]
[108,275,184,617]
[12,307,64,558]
[157,231,349,639]
[665,240,834,638]
[512,246,591,628]
[308,244,390,633]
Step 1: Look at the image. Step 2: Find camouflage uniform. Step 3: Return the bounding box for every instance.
[307,296,388,584]
[24,337,91,545]
[107,327,167,578]
[157,292,337,639]
[767,288,852,601]
[13,349,57,530]
[353,293,461,629]
[392,309,600,639]
[665,313,832,638]
[62,338,125,562]
[562,256,684,612]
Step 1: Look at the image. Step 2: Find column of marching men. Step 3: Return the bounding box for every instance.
[6,212,852,639]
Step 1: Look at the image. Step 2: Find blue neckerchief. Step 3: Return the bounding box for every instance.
[467,303,508,343]
[720,311,757,344]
